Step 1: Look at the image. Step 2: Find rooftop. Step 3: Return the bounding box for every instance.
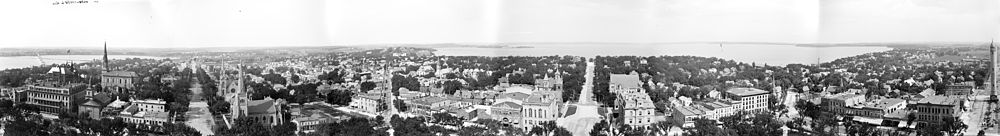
[673,106,703,116]
[499,92,531,101]
[102,71,138,77]
[492,101,522,109]
[829,93,863,100]
[860,98,906,109]
[133,99,166,105]
[609,73,641,89]
[915,96,962,106]
[725,88,768,96]
[247,98,280,114]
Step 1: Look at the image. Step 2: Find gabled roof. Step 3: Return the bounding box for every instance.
[492,101,522,109]
[81,99,104,107]
[247,98,278,114]
[102,71,138,77]
[92,93,115,105]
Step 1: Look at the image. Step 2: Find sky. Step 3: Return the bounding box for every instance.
[0,0,996,48]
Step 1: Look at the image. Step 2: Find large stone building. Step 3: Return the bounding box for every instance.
[350,92,386,115]
[101,71,138,93]
[489,84,563,130]
[521,94,560,130]
[221,67,287,127]
[609,72,657,127]
[25,82,87,114]
[912,96,963,124]
[723,88,770,113]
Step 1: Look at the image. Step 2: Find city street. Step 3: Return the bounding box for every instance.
[183,79,215,136]
[963,89,999,136]
[557,60,603,136]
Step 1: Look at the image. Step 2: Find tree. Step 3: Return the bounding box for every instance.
[209,100,231,115]
[325,117,388,136]
[554,127,572,136]
[360,82,377,92]
[942,117,967,135]
[271,122,297,136]
[442,80,463,95]
[326,89,353,106]
[719,111,782,136]
[164,122,202,136]
[474,119,523,136]
[590,121,609,136]
[687,118,731,136]
[218,118,271,136]
[394,99,408,112]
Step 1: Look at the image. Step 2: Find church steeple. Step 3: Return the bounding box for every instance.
[103,42,110,72]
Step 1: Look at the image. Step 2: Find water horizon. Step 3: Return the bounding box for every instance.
[0,55,173,70]
[431,43,893,66]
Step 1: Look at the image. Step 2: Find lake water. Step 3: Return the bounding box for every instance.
[0,55,172,70]
[432,43,892,66]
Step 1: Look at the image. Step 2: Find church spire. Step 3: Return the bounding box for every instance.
[103,41,109,72]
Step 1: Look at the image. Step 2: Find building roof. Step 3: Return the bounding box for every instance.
[492,101,522,109]
[610,74,641,89]
[416,97,448,104]
[829,93,863,100]
[699,101,732,110]
[81,99,104,107]
[499,92,531,101]
[356,93,384,100]
[725,88,769,96]
[915,96,961,106]
[133,99,166,105]
[247,98,279,114]
[102,71,138,77]
[672,106,703,116]
[860,98,906,109]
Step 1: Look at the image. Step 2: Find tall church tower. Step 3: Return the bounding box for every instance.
[228,62,250,119]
